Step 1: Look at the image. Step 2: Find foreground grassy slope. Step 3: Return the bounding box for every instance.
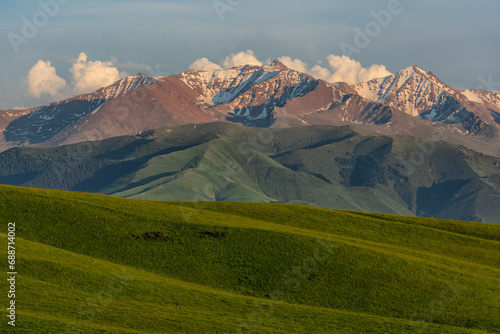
[7,235,497,334]
[1,185,499,333]
[1,235,493,334]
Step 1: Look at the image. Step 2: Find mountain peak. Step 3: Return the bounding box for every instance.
[399,65,427,76]
[69,72,157,104]
[395,65,449,88]
[269,59,288,69]
[133,73,154,79]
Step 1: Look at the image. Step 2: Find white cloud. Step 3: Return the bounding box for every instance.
[323,55,392,84]
[69,52,121,94]
[189,50,391,85]
[27,53,126,99]
[189,57,223,71]
[188,50,262,72]
[221,50,262,69]
[309,64,334,82]
[277,56,309,74]
[27,60,67,98]
[277,54,391,85]
[27,50,392,104]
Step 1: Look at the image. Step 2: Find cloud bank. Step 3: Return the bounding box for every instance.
[26,52,124,99]
[188,57,223,72]
[27,60,67,98]
[278,54,392,84]
[189,50,392,85]
[189,50,263,72]
[221,50,263,69]
[27,50,392,102]
[69,52,122,94]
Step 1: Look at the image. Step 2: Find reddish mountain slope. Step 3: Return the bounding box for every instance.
[0,62,498,153]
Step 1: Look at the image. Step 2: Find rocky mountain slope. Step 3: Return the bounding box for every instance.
[0,74,155,148]
[354,66,500,137]
[1,62,498,154]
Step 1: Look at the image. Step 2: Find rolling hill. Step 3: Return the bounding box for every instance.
[0,185,499,333]
[0,123,499,223]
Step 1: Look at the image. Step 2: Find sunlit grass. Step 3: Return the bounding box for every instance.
[0,185,498,333]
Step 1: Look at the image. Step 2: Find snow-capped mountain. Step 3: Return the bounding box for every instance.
[354,66,499,137]
[1,74,155,146]
[461,89,500,123]
[0,62,499,152]
[178,60,323,127]
[10,60,393,147]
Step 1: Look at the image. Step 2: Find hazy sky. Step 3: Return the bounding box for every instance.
[1,0,499,109]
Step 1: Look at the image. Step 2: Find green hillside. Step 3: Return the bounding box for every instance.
[0,123,499,223]
[0,185,499,333]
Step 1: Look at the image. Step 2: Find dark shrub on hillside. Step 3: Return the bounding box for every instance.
[208,230,230,239]
[134,231,170,240]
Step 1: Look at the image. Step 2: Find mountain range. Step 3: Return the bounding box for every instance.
[0,61,499,223]
[1,61,499,154]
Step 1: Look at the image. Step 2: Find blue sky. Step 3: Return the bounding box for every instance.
[1,0,499,109]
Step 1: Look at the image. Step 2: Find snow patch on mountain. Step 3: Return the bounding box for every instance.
[462,89,483,103]
[90,105,102,115]
[179,63,313,116]
[96,73,155,100]
[355,66,459,116]
[461,89,500,112]
[490,110,500,124]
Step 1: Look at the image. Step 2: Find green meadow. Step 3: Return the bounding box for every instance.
[0,184,499,333]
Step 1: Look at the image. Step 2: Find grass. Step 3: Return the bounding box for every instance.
[0,184,499,333]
